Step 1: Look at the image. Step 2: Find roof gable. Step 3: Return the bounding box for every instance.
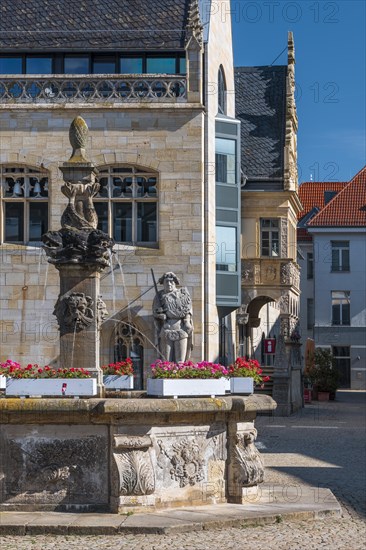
[308,166,366,227]
[298,181,348,220]
[0,0,191,51]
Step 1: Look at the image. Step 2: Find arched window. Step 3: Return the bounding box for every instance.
[94,165,158,246]
[114,322,144,390]
[218,65,227,115]
[0,165,48,243]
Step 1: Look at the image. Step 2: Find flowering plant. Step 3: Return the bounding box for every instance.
[151,360,229,379]
[228,357,270,386]
[101,358,134,376]
[0,360,91,379]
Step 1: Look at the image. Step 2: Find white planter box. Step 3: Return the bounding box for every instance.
[147,378,229,397]
[230,377,254,395]
[5,378,97,397]
[103,375,134,390]
[0,375,6,390]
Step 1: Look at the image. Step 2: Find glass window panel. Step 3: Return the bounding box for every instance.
[271,231,279,256]
[342,248,350,270]
[97,177,109,198]
[0,57,22,74]
[342,304,350,325]
[146,57,176,74]
[120,57,143,74]
[331,249,339,271]
[307,252,314,279]
[64,56,89,74]
[5,203,24,242]
[332,304,340,325]
[29,177,48,198]
[215,138,236,185]
[4,177,24,197]
[113,177,133,198]
[29,203,48,241]
[93,56,115,73]
[216,138,236,155]
[137,177,157,197]
[137,203,157,242]
[179,56,186,74]
[94,202,109,234]
[26,57,52,74]
[216,226,237,272]
[113,203,132,242]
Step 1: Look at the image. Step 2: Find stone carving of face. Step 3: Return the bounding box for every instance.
[163,278,176,293]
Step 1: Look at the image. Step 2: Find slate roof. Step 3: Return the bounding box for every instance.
[0,0,191,51]
[298,181,348,220]
[234,65,287,184]
[308,166,366,227]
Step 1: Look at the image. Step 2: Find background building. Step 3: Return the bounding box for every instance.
[235,33,303,414]
[298,167,366,389]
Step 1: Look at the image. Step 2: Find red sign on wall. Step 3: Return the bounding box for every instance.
[264,338,276,354]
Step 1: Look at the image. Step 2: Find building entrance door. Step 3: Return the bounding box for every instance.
[332,346,351,388]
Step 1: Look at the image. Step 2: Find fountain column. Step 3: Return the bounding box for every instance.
[42,117,114,396]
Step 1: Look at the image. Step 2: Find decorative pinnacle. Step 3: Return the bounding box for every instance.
[288,31,295,65]
[69,116,89,163]
[186,0,203,45]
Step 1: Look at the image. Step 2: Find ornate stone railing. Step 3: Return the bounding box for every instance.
[241,258,300,289]
[0,75,187,103]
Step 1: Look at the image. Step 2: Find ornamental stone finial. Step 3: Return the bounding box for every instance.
[69,116,89,163]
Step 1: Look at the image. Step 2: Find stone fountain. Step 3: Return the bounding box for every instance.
[0,117,276,514]
[42,116,114,394]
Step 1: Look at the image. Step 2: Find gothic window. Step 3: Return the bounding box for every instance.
[218,65,227,115]
[95,165,158,246]
[114,322,144,390]
[0,165,49,243]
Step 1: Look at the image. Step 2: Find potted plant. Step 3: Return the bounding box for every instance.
[1,360,97,397]
[102,358,134,390]
[305,349,339,401]
[228,357,270,394]
[147,360,230,397]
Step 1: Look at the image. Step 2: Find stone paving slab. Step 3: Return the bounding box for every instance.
[0,485,341,536]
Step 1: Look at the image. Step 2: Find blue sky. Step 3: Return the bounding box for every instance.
[231,0,365,182]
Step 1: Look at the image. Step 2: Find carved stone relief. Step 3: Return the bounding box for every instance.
[157,438,205,488]
[53,292,94,333]
[264,265,277,282]
[113,435,155,496]
[281,219,288,259]
[2,430,108,505]
[230,429,264,488]
[280,262,300,288]
[97,296,108,328]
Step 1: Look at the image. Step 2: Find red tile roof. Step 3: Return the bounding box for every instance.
[308,166,366,227]
[298,181,348,220]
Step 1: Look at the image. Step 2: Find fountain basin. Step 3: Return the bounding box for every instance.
[0,395,276,513]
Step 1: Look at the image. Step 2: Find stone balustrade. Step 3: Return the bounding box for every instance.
[0,75,187,103]
[241,258,300,289]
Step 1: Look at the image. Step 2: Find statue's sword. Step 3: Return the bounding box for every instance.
[151,269,164,312]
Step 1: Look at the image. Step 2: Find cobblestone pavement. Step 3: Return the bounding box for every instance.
[1,390,365,550]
